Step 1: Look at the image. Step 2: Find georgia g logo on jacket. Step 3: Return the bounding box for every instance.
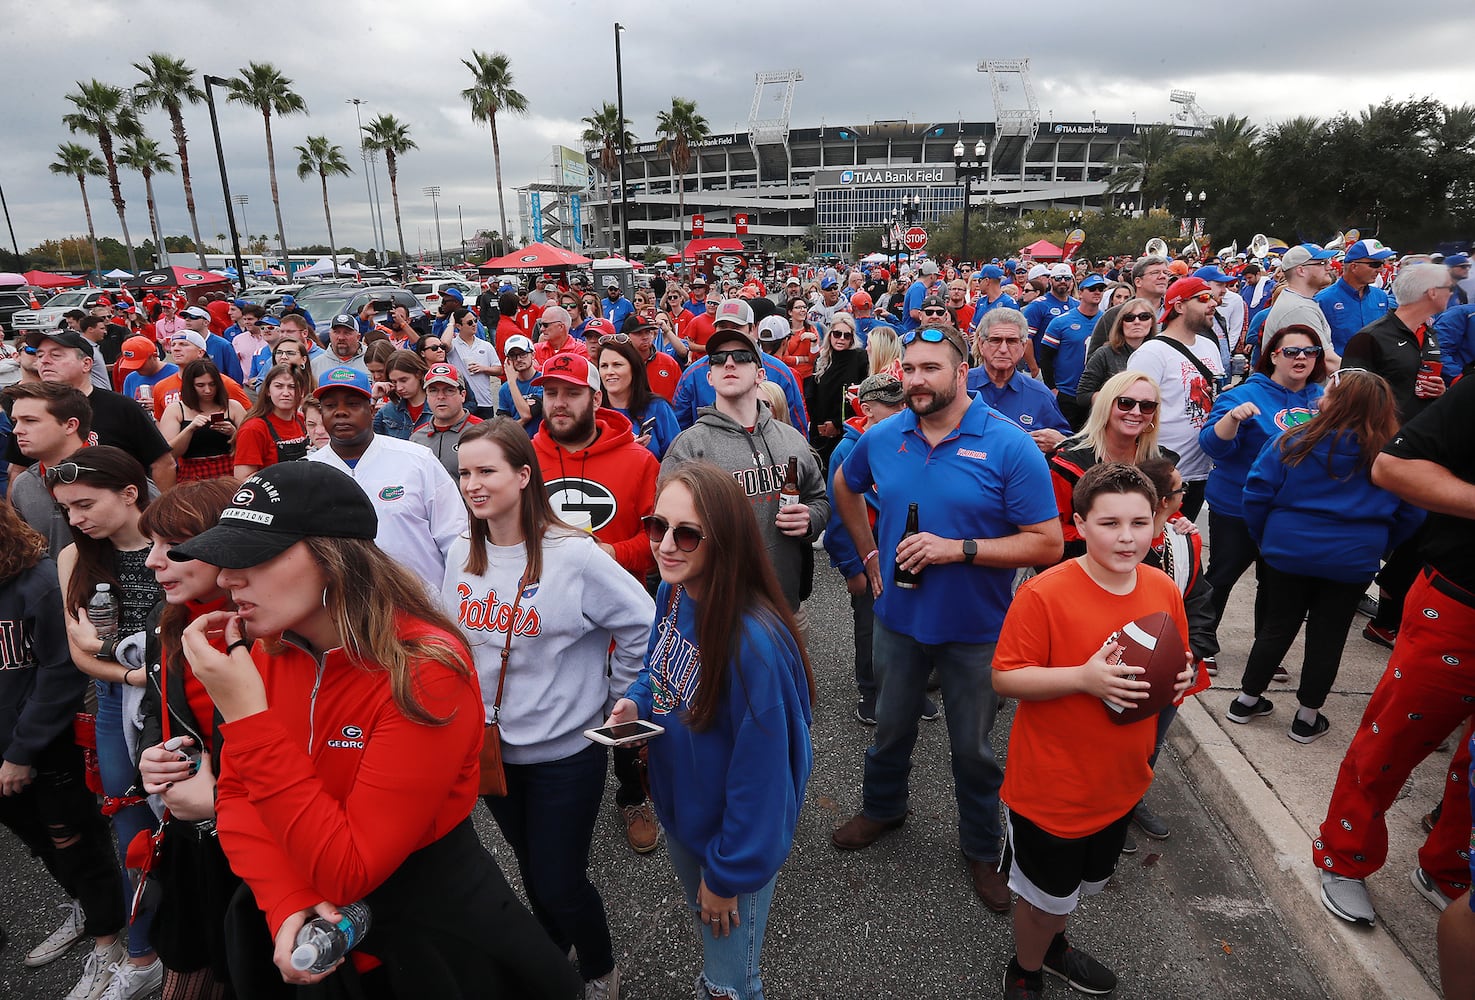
[327,725,365,749]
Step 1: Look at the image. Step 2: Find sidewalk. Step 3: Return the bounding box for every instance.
[1170,574,1450,1000]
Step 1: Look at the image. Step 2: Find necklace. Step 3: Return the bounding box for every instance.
[652,586,698,714]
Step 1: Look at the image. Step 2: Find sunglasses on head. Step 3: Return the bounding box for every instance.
[1122,311,1154,322]
[44,462,98,486]
[641,514,704,552]
[708,348,758,366]
[1114,396,1159,414]
[1276,345,1323,359]
[598,333,631,345]
[900,328,954,346]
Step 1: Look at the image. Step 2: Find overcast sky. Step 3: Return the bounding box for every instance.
[5,1,1471,259]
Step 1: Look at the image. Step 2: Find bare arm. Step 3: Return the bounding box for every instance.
[55,546,133,684]
[1372,453,1475,519]
[833,465,881,596]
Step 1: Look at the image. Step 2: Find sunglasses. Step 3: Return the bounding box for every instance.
[921,308,948,316]
[641,514,705,552]
[900,328,954,346]
[598,333,631,345]
[1180,291,1216,304]
[709,348,758,366]
[1122,311,1154,322]
[1327,366,1370,388]
[1114,396,1159,414]
[1276,345,1323,359]
[831,328,855,338]
[423,343,447,352]
[44,462,98,486]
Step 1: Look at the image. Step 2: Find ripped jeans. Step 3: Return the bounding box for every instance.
[665,836,776,1000]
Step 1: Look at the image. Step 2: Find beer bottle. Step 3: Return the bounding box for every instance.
[779,456,800,508]
[894,503,922,590]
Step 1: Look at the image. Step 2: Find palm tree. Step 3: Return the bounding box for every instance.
[655,97,711,248]
[361,114,417,268]
[461,51,528,249]
[49,142,106,278]
[295,136,353,276]
[226,62,307,269]
[132,53,208,268]
[117,134,175,268]
[581,102,635,249]
[1105,123,1180,209]
[62,80,142,272]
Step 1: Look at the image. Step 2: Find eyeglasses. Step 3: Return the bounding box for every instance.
[599,333,631,345]
[44,462,98,486]
[1114,396,1160,414]
[709,348,758,366]
[1275,345,1323,359]
[641,514,705,552]
[1164,486,1187,498]
[1122,312,1155,322]
[982,336,1024,348]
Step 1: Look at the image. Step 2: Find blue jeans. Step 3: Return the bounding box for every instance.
[863,622,1003,862]
[666,835,775,1000]
[95,680,156,958]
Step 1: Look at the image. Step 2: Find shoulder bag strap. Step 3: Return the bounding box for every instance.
[488,573,529,725]
[1157,336,1219,395]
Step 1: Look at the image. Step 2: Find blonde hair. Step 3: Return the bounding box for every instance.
[867,325,902,376]
[1069,370,1163,464]
[758,382,790,425]
[815,311,857,378]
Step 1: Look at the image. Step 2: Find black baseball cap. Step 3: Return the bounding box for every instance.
[169,463,377,569]
[25,330,92,353]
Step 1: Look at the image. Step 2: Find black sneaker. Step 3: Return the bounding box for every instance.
[920,696,940,722]
[1225,695,1273,725]
[1288,713,1330,744]
[1357,594,1379,618]
[1120,831,1138,855]
[1201,656,1217,677]
[1043,935,1117,995]
[1271,666,1291,683]
[855,697,877,726]
[1004,957,1046,1000]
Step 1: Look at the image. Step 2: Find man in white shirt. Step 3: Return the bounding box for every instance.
[444,305,502,418]
[307,365,467,591]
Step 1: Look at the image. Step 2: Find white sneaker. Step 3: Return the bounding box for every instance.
[98,957,163,1000]
[585,965,620,1000]
[65,938,125,1000]
[27,899,84,967]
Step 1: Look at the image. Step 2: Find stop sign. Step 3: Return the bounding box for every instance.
[904,227,929,252]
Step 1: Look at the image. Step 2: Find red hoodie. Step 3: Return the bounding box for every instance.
[215,616,483,936]
[532,408,659,579]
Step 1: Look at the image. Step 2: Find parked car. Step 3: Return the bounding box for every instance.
[12,288,110,333]
[289,284,426,339]
[0,289,39,330]
[408,279,478,311]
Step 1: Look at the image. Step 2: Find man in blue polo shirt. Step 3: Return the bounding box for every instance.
[1038,274,1107,429]
[967,309,1071,452]
[1317,239,1395,355]
[968,264,1019,334]
[670,299,809,429]
[829,323,1062,913]
[1022,263,1079,354]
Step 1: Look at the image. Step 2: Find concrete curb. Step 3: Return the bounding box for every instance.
[1169,695,1440,1000]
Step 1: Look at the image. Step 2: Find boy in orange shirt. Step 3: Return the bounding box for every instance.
[993,462,1194,999]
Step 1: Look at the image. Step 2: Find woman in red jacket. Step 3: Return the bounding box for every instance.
[170,462,578,999]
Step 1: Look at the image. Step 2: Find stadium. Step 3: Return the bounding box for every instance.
[572,62,1207,258]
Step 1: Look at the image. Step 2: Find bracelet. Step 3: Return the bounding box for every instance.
[226,638,253,655]
[123,666,140,685]
[862,549,879,565]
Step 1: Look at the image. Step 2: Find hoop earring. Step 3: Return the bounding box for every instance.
[321,587,329,608]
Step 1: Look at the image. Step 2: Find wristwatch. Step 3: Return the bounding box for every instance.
[95,637,118,661]
[962,538,978,565]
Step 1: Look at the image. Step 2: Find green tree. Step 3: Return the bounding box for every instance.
[361,113,417,270]
[295,136,353,276]
[48,142,106,277]
[1104,123,1180,212]
[461,51,528,252]
[62,80,142,272]
[851,225,887,258]
[226,62,308,265]
[655,97,711,248]
[133,53,208,267]
[117,133,174,268]
[581,101,635,249]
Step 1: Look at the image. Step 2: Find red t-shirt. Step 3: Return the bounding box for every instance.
[684,313,716,354]
[494,317,521,360]
[233,413,309,470]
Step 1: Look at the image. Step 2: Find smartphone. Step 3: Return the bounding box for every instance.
[583,720,665,746]
[209,412,226,424]
[640,416,657,434]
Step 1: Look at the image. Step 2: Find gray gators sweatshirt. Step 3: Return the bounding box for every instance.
[662,404,830,611]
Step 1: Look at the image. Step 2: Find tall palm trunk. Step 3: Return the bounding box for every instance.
[142,169,166,267]
[319,173,338,276]
[98,128,138,273]
[490,115,510,246]
[386,150,408,267]
[262,112,289,270]
[78,176,102,278]
[169,107,207,267]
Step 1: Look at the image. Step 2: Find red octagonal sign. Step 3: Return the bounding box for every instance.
[904,227,929,251]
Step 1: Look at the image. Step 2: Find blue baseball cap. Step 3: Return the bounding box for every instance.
[1192,265,1234,284]
[313,366,372,399]
[820,276,839,290]
[442,286,464,302]
[1079,273,1109,290]
[282,294,295,305]
[1004,259,1019,272]
[1280,244,1337,270]
[498,283,515,293]
[1444,252,1470,267]
[978,264,1005,280]
[1344,239,1396,263]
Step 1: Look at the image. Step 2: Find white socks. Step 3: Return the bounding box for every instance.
[1296,705,1319,725]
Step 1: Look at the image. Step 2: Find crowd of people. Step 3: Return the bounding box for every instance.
[0,238,1472,1000]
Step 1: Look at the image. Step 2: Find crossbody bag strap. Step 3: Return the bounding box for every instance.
[1157,336,1219,394]
[488,573,529,725]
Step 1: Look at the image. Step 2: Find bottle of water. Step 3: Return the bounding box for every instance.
[87,584,119,640]
[290,901,372,974]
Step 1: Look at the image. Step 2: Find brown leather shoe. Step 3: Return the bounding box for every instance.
[621,802,661,854]
[968,858,1012,913]
[831,812,906,851]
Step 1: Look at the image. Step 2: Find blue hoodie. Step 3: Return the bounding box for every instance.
[824,417,877,579]
[1243,431,1425,582]
[623,584,813,898]
[1198,373,1324,519]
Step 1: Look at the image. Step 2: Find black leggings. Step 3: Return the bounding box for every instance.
[1239,563,1367,709]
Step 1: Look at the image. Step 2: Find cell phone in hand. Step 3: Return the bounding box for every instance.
[584,720,665,746]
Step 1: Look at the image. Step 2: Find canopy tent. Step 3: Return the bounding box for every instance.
[124,266,234,290]
[1020,239,1065,261]
[104,268,133,279]
[24,270,87,288]
[292,257,363,278]
[670,237,746,263]
[860,252,889,264]
[480,242,592,270]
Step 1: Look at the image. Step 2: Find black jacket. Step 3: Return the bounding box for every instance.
[0,559,86,767]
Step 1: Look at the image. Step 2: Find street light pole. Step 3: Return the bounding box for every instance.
[423,186,444,265]
[614,22,631,259]
[347,98,383,265]
[953,139,987,267]
[201,75,248,285]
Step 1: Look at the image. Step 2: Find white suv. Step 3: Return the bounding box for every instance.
[13,289,111,333]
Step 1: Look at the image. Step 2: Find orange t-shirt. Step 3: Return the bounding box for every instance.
[151,372,251,421]
[995,559,1189,838]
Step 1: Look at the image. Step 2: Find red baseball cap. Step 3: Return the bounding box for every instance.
[581,317,618,340]
[532,352,600,391]
[1161,277,1214,322]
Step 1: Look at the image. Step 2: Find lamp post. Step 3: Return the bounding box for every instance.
[201,75,248,284]
[347,98,383,264]
[899,195,921,272]
[423,186,444,266]
[1183,189,1207,256]
[953,139,988,267]
[614,22,631,259]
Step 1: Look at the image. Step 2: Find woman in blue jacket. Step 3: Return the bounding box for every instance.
[1198,324,1326,664]
[607,460,815,1000]
[1226,369,1424,742]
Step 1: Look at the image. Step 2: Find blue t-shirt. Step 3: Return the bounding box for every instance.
[964,369,1071,436]
[854,317,895,348]
[498,376,544,437]
[969,293,1020,333]
[842,393,1057,644]
[900,280,929,331]
[1038,307,1102,395]
[121,364,180,406]
[1021,294,1078,349]
[603,296,635,329]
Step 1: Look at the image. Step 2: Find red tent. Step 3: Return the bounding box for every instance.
[675,237,745,261]
[1020,239,1065,261]
[480,242,592,270]
[24,270,87,288]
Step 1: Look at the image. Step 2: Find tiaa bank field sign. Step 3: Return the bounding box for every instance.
[816,167,956,187]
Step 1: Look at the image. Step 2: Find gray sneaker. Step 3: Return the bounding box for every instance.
[585,965,620,1000]
[1320,871,1376,926]
[1411,867,1453,911]
[26,899,84,967]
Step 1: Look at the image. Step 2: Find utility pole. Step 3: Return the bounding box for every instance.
[202,75,249,285]
[458,204,466,263]
[614,22,631,258]
[423,186,444,265]
[347,99,383,263]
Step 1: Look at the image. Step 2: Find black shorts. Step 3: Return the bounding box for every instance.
[1001,806,1132,916]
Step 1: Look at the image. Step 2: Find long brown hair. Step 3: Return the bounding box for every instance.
[53,446,152,615]
[1255,323,1328,383]
[597,339,656,422]
[139,478,238,674]
[658,461,816,732]
[305,536,474,726]
[0,500,48,584]
[243,363,308,423]
[179,359,226,412]
[1106,296,1160,350]
[1278,368,1397,475]
[458,418,576,580]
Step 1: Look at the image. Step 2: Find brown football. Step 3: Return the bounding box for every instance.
[1102,611,1187,726]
